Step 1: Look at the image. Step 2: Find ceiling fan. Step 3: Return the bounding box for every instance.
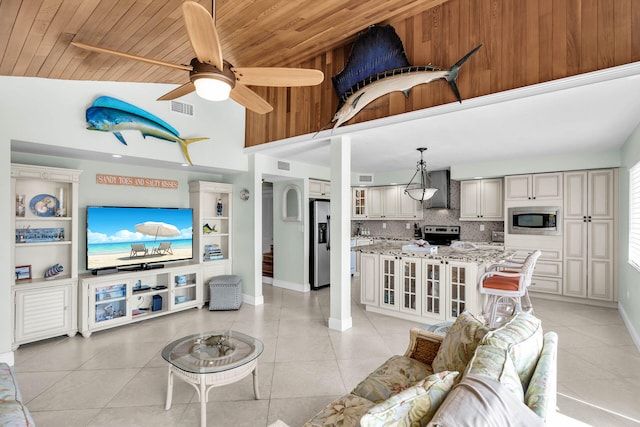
[71,1,324,114]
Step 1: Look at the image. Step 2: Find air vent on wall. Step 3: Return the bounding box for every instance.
[170,100,194,116]
[358,175,373,183]
[277,161,291,171]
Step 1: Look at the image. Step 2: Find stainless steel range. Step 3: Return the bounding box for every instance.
[423,225,460,246]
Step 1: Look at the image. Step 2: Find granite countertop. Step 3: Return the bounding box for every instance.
[357,242,514,264]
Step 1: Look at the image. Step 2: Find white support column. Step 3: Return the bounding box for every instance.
[328,135,352,331]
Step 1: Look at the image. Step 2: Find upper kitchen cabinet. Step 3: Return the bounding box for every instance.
[505,173,563,201]
[352,188,367,219]
[309,179,331,199]
[358,186,423,220]
[459,178,503,221]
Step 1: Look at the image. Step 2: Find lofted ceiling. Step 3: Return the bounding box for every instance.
[2,0,640,176]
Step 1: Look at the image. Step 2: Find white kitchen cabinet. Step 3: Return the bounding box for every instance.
[563,169,617,301]
[11,164,81,348]
[360,253,379,305]
[508,247,563,295]
[379,255,422,315]
[353,185,422,220]
[505,173,563,201]
[352,188,367,218]
[309,179,331,199]
[422,260,446,321]
[460,178,503,220]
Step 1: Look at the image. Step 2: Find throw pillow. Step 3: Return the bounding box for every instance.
[426,374,544,427]
[352,355,432,403]
[303,393,374,427]
[464,343,524,401]
[360,371,459,427]
[481,311,543,389]
[431,311,490,375]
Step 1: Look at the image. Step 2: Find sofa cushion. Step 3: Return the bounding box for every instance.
[481,312,543,389]
[525,332,558,418]
[464,343,524,401]
[426,374,544,427]
[431,311,490,375]
[0,363,20,401]
[360,371,458,427]
[352,355,432,403]
[303,393,374,427]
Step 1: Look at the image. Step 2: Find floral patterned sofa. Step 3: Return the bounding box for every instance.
[0,363,34,426]
[304,311,557,426]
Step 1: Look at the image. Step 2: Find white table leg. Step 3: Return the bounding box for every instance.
[165,366,173,410]
[253,364,260,399]
[200,376,207,427]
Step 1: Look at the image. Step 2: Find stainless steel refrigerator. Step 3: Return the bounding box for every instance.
[310,200,330,289]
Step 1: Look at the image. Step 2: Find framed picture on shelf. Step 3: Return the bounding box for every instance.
[15,265,32,281]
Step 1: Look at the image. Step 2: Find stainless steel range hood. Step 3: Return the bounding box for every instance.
[425,170,450,209]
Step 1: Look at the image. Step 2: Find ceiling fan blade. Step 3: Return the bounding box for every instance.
[230,84,273,114]
[157,81,195,101]
[233,67,325,87]
[182,1,223,70]
[71,41,192,71]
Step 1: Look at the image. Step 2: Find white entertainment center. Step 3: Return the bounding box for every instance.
[10,163,233,346]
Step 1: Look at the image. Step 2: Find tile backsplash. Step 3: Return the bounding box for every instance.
[351,180,505,242]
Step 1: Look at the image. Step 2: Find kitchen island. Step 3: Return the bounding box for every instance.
[356,242,515,324]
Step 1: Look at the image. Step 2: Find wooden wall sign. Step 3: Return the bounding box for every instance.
[96,174,178,189]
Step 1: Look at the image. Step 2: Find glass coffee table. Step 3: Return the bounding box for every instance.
[162,330,264,426]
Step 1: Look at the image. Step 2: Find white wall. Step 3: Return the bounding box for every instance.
[620,122,640,348]
[273,180,307,290]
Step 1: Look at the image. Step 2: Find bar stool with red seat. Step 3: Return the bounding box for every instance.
[478,250,541,328]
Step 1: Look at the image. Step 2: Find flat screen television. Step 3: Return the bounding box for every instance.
[86,206,193,272]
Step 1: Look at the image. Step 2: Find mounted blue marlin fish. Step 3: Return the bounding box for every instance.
[330,25,482,129]
[85,96,207,165]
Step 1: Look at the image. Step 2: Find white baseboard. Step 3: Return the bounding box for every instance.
[328,317,353,331]
[243,294,264,306]
[618,302,640,352]
[273,279,310,293]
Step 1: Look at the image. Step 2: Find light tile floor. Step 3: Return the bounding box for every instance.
[13,280,640,426]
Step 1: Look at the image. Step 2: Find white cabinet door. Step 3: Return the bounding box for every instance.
[563,220,588,298]
[480,178,503,219]
[397,188,423,219]
[352,188,367,218]
[309,180,330,198]
[447,261,476,320]
[368,187,384,218]
[379,255,398,310]
[564,171,588,219]
[14,282,75,345]
[382,186,398,218]
[532,173,563,200]
[422,260,446,321]
[360,253,379,305]
[460,180,480,218]
[588,221,615,301]
[504,175,531,201]
[589,169,615,220]
[398,257,422,315]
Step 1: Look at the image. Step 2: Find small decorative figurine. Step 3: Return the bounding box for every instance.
[217,198,223,216]
[45,263,64,279]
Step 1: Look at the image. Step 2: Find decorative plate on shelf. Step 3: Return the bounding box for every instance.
[29,194,59,217]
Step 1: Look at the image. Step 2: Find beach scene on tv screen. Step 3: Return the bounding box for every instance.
[87,207,193,270]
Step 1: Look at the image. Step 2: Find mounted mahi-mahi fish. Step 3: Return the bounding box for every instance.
[331,25,482,128]
[85,96,207,165]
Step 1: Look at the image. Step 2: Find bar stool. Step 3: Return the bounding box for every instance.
[478,250,541,328]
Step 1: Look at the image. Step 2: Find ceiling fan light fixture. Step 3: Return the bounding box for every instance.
[405,147,438,202]
[193,76,231,101]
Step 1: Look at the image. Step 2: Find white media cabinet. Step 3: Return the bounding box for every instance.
[78,263,203,337]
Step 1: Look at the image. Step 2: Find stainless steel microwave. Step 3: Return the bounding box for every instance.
[507,206,562,235]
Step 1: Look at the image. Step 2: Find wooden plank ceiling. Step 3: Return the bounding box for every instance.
[0,0,448,84]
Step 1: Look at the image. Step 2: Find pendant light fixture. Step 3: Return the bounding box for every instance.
[404,147,438,201]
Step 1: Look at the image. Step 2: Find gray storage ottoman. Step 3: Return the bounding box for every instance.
[209,275,243,310]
